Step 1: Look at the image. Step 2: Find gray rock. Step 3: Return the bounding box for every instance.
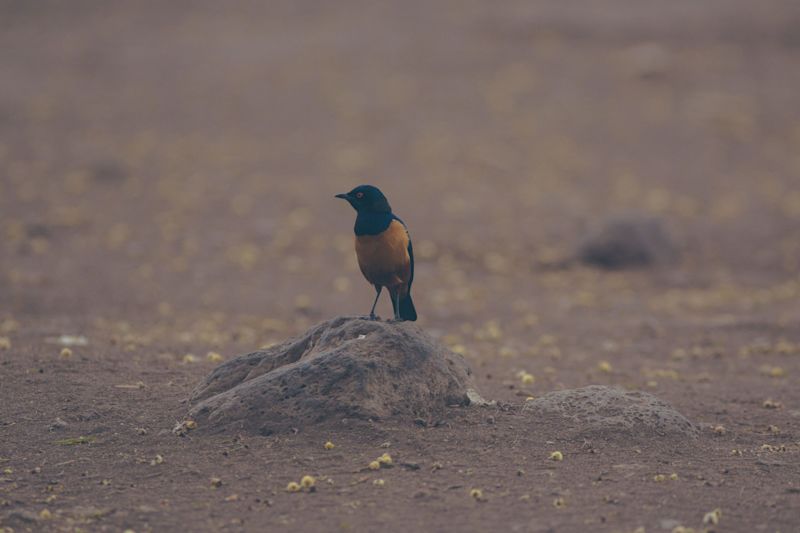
[189,316,480,434]
[577,214,676,269]
[523,385,697,439]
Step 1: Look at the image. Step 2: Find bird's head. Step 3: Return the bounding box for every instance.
[335,185,392,213]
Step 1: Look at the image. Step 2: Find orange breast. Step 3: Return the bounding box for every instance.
[355,219,411,289]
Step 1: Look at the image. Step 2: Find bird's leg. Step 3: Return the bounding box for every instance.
[391,288,402,322]
[368,285,382,321]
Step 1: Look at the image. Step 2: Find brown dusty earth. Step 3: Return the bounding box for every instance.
[2,1,800,531]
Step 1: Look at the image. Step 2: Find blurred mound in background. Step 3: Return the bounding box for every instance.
[577,214,676,270]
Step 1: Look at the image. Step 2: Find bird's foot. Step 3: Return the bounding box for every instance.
[366,313,380,321]
[388,316,405,323]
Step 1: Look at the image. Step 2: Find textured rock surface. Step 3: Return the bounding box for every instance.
[577,214,676,269]
[189,316,480,433]
[523,385,697,439]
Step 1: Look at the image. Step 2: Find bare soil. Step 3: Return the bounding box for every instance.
[1,1,800,532]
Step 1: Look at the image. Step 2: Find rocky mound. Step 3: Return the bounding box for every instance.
[577,214,676,269]
[523,385,697,440]
[189,316,482,434]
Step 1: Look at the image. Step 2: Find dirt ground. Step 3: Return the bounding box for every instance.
[2,1,800,531]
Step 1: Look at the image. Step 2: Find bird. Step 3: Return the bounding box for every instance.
[335,185,417,322]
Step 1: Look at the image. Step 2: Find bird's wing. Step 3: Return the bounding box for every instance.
[407,238,414,287]
[392,215,414,288]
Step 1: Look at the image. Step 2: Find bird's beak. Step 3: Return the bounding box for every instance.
[335,193,350,200]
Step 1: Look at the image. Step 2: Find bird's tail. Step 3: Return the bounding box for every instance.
[399,293,417,321]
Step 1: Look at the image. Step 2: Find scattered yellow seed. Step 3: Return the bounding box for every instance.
[712,425,726,435]
[172,420,197,435]
[59,347,72,359]
[224,494,239,502]
[769,367,785,378]
[300,475,316,489]
[324,441,335,450]
[553,497,566,508]
[450,344,467,355]
[525,396,535,401]
[150,454,164,465]
[286,481,301,492]
[669,473,679,480]
[294,294,312,310]
[378,453,393,465]
[549,451,563,462]
[515,370,534,383]
[469,488,484,501]
[206,351,224,363]
[702,508,722,525]
[368,461,380,470]
[373,478,385,487]
[671,348,688,359]
[767,425,780,434]
[653,474,667,482]
[762,398,783,409]
[2,468,12,475]
[759,365,786,378]
[210,477,222,488]
[730,449,742,456]
[0,319,19,334]
[598,361,612,373]
[39,509,52,520]
[0,337,10,350]
[182,354,197,363]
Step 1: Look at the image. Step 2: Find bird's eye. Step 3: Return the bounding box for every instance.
[355,192,364,199]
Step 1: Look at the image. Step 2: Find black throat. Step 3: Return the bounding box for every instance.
[354,211,394,236]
